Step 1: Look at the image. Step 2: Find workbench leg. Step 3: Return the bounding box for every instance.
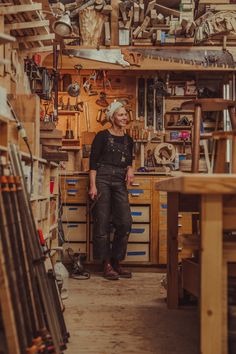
[222,259,228,354]
[192,104,201,173]
[201,195,223,354]
[167,192,179,309]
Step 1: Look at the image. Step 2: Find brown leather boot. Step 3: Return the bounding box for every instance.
[103,261,119,280]
[111,259,132,278]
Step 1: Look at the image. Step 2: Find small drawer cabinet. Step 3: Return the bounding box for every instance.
[60,175,88,258]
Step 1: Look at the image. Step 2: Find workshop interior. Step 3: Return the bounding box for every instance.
[1,0,236,354]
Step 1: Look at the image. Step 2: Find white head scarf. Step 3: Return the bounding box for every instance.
[106,101,124,123]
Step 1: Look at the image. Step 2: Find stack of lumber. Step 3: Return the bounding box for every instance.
[118,0,181,45]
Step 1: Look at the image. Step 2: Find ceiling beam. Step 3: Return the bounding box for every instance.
[17,33,55,43]
[21,45,53,53]
[5,20,49,30]
[0,3,42,15]
[0,32,15,44]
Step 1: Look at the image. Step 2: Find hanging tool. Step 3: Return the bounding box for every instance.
[83,71,98,96]
[63,48,131,67]
[84,102,91,131]
[65,118,74,139]
[96,108,108,126]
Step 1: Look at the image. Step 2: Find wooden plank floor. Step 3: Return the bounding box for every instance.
[64,272,199,354]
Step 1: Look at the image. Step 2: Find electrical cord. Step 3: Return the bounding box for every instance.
[7,99,34,194]
[66,247,90,280]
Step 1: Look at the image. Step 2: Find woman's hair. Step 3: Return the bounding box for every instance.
[106,101,124,122]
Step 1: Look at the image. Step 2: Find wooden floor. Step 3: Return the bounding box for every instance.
[63,272,199,354]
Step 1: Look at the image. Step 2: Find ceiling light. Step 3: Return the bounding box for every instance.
[52,11,72,36]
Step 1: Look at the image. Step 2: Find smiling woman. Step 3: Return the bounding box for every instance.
[89,101,134,280]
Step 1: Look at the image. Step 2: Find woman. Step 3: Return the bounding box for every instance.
[89,101,134,280]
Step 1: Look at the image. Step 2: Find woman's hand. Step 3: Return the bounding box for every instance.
[88,185,98,200]
[126,166,134,186]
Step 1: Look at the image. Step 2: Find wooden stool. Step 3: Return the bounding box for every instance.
[181,99,236,173]
[212,131,236,173]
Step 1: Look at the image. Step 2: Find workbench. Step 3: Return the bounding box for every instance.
[156,174,236,354]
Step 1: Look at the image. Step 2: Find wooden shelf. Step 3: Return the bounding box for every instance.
[49,223,58,232]
[50,193,58,198]
[165,126,192,130]
[165,140,191,144]
[0,145,7,152]
[62,145,81,151]
[165,110,194,114]
[166,95,197,99]
[0,32,16,44]
[0,115,9,123]
[58,110,81,115]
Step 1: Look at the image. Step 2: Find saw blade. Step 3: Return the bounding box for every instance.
[130,48,235,68]
[63,48,130,67]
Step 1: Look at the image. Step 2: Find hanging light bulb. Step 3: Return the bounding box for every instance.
[52,11,72,36]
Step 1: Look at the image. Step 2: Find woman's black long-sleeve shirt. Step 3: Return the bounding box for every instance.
[89,130,133,170]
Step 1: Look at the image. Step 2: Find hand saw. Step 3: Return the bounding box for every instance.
[63,48,131,67]
[128,48,235,68]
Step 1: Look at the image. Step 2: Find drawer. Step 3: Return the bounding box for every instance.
[63,242,87,261]
[62,205,87,222]
[126,243,149,262]
[107,224,150,243]
[130,205,150,222]
[178,212,193,235]
[128,189,151,203]
[89,243,150,262]
[129,224,150,242]
[129,179,151,190]
[60,177,88,190]
[61,188,87,203]
[62,223,87,242]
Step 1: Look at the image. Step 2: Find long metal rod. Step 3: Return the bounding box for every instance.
[9,144,64,354]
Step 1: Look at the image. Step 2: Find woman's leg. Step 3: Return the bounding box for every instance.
[111,182,132,261]
[93,174,120,280]
[92,180,111,261]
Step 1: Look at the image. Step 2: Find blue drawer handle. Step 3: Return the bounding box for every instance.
[160,204,167,208]
[127,251,146,256]
[131,228,145,233]
[68,207,78,210]
[67,224,79,228]
[67,189,78,193]
[131,211,142,216]
[66,179,79,184]
[128,189,144,194]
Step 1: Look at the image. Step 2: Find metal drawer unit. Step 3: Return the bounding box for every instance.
[60,175,88,258]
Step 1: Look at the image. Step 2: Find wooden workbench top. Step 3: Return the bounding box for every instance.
[156,173,236,194]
